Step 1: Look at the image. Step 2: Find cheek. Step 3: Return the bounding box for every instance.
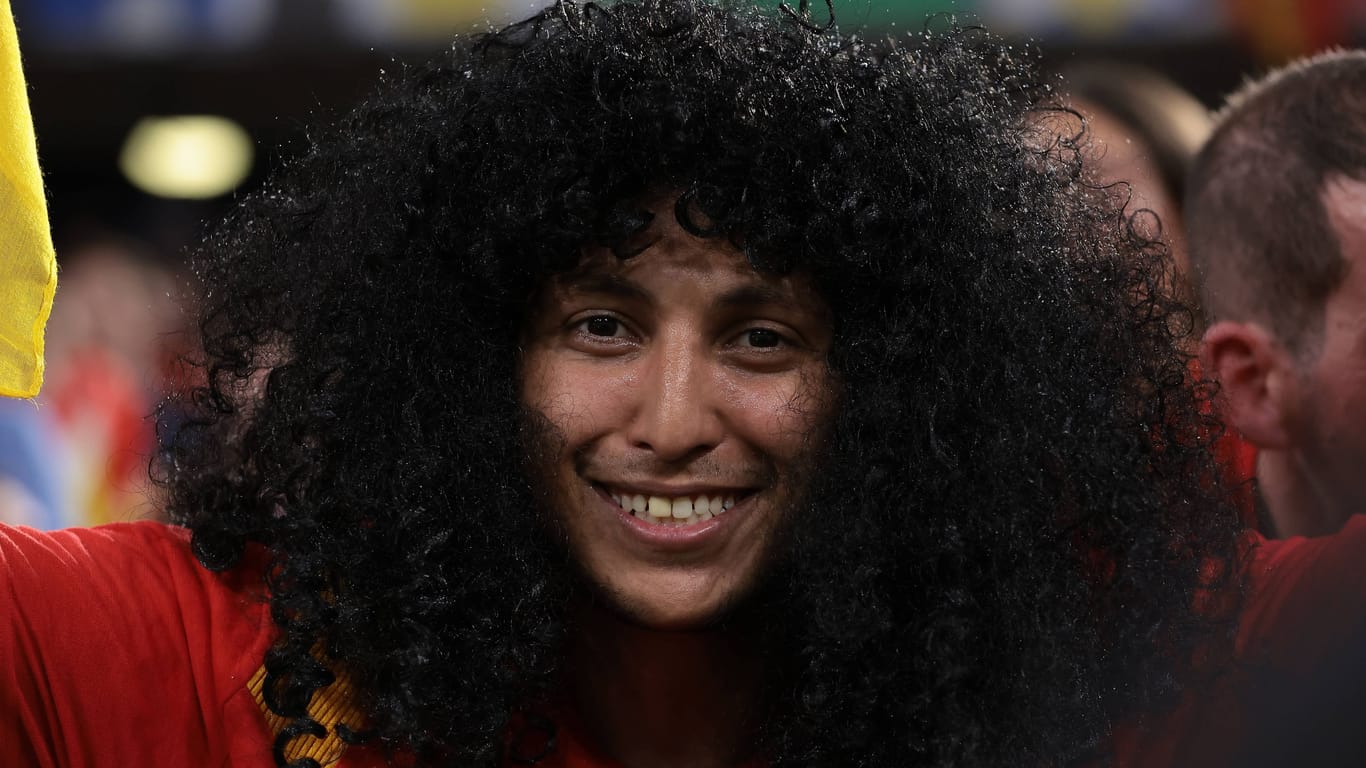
[1301,356,1366,449]
[1324,374,1366,438]
[1312,304,1366,416]
[523,355,637,444]
[718,369,830,459]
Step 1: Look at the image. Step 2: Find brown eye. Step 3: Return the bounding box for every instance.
[744,329,782,348]
[584,316,622,337]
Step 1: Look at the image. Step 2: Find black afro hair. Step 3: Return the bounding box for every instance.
[161,2,1244,765]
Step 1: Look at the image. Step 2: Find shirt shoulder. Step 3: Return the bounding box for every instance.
[1,521,279,767]
[1237,512,1366,657]
[1111,514,1366,767]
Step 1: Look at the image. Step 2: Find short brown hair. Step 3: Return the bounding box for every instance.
[1187,50,1366,351]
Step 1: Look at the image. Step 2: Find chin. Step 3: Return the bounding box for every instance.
[592,574,761,632]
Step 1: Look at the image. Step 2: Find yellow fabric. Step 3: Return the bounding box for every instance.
[248,660,366,765]
[0,0,55,399]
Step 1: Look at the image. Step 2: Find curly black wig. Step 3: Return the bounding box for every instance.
[162,1,1244,765]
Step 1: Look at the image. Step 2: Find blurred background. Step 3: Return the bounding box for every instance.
[5,0,1365,528]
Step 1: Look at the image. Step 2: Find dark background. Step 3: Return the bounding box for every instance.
[15,0,1366,260]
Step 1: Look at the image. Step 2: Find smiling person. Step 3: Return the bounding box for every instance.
[6,2,1366,767]
[517,204,835,767]
[521,207,833,629]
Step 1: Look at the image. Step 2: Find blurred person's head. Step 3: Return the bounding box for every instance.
[41,232,185,525]
[1189,50,1366,537]
[1062,62,1213,278]
[45,233,179,393]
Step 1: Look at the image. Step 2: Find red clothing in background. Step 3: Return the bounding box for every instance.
[1213,423,1260,529]
[1193,356,1261,529]
[5,519,1366,767]
[1112,513,1366,767]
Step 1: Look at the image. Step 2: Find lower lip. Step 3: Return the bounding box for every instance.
[593,485,743,549]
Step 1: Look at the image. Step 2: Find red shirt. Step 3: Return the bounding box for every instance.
[1,523,279,767]
[5,518,1366,767]
[1112,514,1366,766]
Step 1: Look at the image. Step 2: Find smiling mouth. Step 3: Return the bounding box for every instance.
[599,485,747,526]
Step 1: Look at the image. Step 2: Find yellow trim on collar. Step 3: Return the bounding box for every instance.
[247,661,366,765]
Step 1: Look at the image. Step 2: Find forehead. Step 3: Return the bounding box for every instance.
[580,227,751,287]
[552,208,826,313]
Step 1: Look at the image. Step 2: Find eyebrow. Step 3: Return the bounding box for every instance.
[559,272,802,311]
[715,283,800,311]
[559,273,652,303]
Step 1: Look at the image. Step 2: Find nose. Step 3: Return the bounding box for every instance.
[627,336,723,462]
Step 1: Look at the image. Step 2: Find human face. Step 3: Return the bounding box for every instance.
[520,210,832,629]
[1291,176,1366,524]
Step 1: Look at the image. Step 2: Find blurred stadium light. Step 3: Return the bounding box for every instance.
[118,115,252,199]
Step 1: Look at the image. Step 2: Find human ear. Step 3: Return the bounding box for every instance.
[1200,321,1296,449]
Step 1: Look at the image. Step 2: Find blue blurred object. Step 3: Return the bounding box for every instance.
[15,0,106,40]
[14,0,266,48]
[0,398,66,528]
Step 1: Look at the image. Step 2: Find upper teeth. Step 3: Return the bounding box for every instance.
[608,490,737,525]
